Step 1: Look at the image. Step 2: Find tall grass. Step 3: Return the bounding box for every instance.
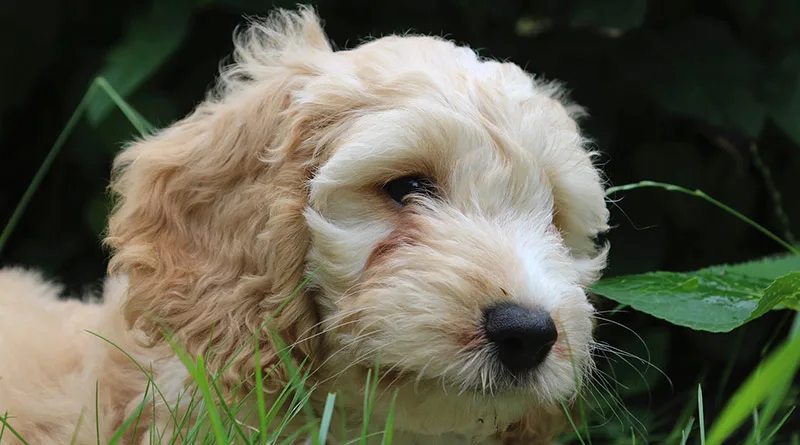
[0,78,797,444]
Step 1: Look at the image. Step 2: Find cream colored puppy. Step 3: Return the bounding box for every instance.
[0,7,609,444]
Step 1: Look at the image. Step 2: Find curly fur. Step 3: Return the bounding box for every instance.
[0,7,609,444]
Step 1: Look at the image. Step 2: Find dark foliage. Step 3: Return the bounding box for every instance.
[1,0,798,441]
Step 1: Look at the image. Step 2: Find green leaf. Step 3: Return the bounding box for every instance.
[592,256,800,332]
[708,253,800,280]
[748,273,800,318]
[86,0,195,125]
[707,333,800,445]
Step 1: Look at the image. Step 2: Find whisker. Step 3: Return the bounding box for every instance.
[591,315,653,367]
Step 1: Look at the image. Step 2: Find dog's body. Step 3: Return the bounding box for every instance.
[0,8,609,444]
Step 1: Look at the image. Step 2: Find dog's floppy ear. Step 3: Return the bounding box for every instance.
[105,7,332,389]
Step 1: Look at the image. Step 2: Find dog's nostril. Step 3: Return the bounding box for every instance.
[483,302,558,374]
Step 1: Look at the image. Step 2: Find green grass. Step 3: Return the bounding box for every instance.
[0,77,797,444]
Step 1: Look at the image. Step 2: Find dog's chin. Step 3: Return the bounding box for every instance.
[358,355,575,402]
[455,368,571,401]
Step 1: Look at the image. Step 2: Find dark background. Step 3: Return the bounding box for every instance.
[1,0,798,441]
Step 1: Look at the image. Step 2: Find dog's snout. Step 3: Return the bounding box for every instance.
[483,302,557,374]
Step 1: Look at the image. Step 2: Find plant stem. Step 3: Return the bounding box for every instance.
[0,76,152,258]
[0,83,98,257]
[606,181,800,255]
[749,143,795,244]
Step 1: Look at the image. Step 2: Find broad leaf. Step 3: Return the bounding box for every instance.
[708,253,800,280]
[592,255,800,332]
[87,0,195,124]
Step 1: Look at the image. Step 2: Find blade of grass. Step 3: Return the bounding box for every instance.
[665,395,698,444]
[360,357,383,445]
[94,77,154,136]
[276,384,316,438]
[0,84,95,256]
[126,380,151,445]
[560,323,594,444]
[381,391,399,445]
[360,368,374,445]
[277,422,317,445]
[344,432,386,445]
[0,412,7,442]
[150,364,163,445]
[699,384,706,445]
[208,374,249,443]
[791,312,800,337]
[166,330,228,445]
[263,376,300,434]
[761,406,796,444]
[749,378,791,445]
[680,417,695,445]
[0,414,31,445]
[269,327,317,423]
[318,393,337,445]
[70,409,86,445]
[606,181,799,255]
[212,268,318,387]
[560,399,587,445]
[167,387,199,445]
[228,382,259,428]
[95,381,101,444]
[0,76,152,257]
[707,333,800,445]
[85,330,183,438]
[253,338,269,444]
[189,354,228,444]
[751,409,761,444]
[108,384,152,445]
[185,404,209,445]
[167,390,189,445]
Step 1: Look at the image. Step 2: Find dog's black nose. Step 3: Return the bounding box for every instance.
[483,302,558,374]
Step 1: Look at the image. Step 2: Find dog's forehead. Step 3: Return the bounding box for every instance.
[347,35,576,123]
[313,37,581,190]
[336,35,581,158]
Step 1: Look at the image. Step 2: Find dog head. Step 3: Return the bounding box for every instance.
[106,7,609,440]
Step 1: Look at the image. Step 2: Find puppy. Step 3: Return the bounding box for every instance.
[0,7,609,444]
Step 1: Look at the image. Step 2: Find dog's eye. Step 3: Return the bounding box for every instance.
[383,175,435,205]
[591,230,610,249]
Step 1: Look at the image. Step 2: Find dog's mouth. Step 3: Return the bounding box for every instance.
[324,308,582,397]
[349,344,556,397]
